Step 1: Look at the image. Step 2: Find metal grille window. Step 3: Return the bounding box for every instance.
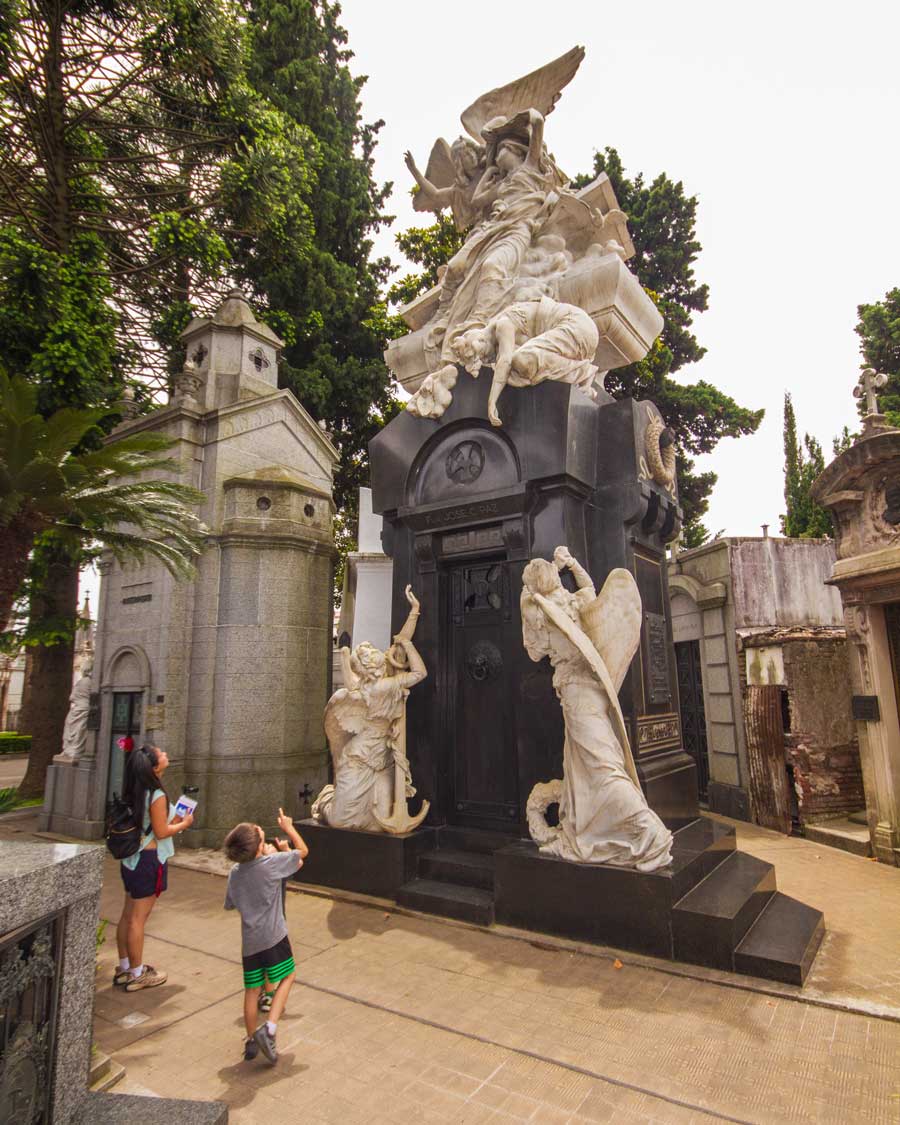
[0,912,64,1124]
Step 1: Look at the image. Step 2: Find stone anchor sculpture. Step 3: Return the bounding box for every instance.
[520,547,673,871]
[393,46,663,424]
[312,587,430,834]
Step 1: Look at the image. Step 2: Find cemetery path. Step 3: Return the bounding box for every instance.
[87,837,899,1125]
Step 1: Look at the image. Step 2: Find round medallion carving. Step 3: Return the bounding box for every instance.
[446,440,485,484]
[466,639,502,683]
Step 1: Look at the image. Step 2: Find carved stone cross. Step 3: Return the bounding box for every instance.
[853,367,888,415]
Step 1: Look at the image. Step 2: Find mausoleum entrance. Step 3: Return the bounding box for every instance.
[106,691,141,802]
[444,554,520,831]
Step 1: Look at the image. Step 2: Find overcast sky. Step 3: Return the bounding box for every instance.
[338,0,900,538]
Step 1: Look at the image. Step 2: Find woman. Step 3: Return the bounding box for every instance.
[521,548,672,872]
[114,744,193,992]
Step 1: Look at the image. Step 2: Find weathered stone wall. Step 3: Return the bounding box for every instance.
[782,638,864,822]
[730,538,843,628]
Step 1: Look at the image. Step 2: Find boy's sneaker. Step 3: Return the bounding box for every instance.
[252,1024,277,1065]
[112,968,130,988]
[124,966,167,992]
[258,990,275,1013]
[243,1037,259,1061]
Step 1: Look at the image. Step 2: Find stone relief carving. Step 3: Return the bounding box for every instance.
[637,401,677,494]
[520,547,672,870]
[312,586,430,834]
[60,663,93,759]
[392,48,663,424]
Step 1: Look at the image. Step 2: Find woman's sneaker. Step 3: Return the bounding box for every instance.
[112,968,130,988]
[124,966,167,992]
[252,1024,277,1064]
[258,990,275,1013]
[243,1037,259,1061]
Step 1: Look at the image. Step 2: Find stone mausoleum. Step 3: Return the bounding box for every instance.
[669,536,863,840]
[41,290,338,846]
[812,397,900,866]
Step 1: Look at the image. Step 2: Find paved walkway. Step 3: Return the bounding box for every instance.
[90,826,899,1125]
[2,809,898,1122]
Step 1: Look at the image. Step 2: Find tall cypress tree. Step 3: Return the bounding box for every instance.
[231,0,401,519]
[780,393,832,538]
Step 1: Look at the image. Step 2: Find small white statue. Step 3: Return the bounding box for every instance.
[521,548,672,871]
[61,662,93,759]
[312,587,429,834]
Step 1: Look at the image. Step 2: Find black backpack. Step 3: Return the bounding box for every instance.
[105,794,147,860]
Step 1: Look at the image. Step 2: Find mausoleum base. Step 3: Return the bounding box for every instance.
[295,819,436,898]
[293,817,825,986]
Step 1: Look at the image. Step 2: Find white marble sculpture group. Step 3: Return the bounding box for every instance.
[312,586,430,834]
[392,46,663,427]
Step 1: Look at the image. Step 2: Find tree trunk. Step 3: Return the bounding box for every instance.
[0,517,42,629]
[17,554,79,799]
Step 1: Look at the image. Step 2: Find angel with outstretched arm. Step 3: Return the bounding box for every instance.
[313,587,427,832]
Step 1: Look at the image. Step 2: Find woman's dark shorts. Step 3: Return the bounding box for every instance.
[242,935,295,990]
[120,849,168,899]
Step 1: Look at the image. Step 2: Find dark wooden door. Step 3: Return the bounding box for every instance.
[446,558,519,831]
[106,691,142,802]
[675,640,710,801]
[744,684,791,834]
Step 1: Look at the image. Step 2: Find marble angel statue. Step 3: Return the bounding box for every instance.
[404,47,586,419]
[312,587,430,834]
[61,662,93,759]
[520,548,672,871]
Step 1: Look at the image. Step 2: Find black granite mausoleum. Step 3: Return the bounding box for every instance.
[369,373,696,832]
[296,373,825,987]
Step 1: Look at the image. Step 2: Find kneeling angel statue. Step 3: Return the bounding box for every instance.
[312,587,430,834]
[521,547,672,871]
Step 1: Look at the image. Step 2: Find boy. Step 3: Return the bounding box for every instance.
[224,808,308,1063]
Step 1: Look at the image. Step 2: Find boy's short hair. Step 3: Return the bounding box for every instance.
[224,822,261,864]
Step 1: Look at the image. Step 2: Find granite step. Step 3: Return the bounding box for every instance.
[89,1048,125,1094]
[672,851,776,972]
[397,877,494,925]
[734,892,825,985]
[438,825,514,855]
[803,819,872,858]
[419,848,494,890]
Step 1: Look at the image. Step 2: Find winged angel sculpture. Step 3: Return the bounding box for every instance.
[312,587,430,834]
[521,548,673,871]
[396,48,661,425]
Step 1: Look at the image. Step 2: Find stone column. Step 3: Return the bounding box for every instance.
[843,603,900,863]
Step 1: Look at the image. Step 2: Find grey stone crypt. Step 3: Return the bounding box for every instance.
[41,290,338,846]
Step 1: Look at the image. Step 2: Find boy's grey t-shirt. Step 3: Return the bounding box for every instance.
[224,851,302,956]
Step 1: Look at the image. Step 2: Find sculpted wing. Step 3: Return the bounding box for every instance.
[581,568,642,691]
[460,45,585,142]
[323,688,368,765]
[413,138,457,213]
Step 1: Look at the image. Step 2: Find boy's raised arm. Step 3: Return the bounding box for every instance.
[277,808,309,860]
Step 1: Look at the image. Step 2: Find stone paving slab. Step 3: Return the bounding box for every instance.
[91,856,900,1125]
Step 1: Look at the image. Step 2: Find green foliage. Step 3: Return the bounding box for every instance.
[388,214,465,307]
[0,372,206,629]
[0,785,40,811]
[856,288,900,425]
[0,733,31,754]
[230,0,399,518]
[779,393,833,538]
[391,147,763,543]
